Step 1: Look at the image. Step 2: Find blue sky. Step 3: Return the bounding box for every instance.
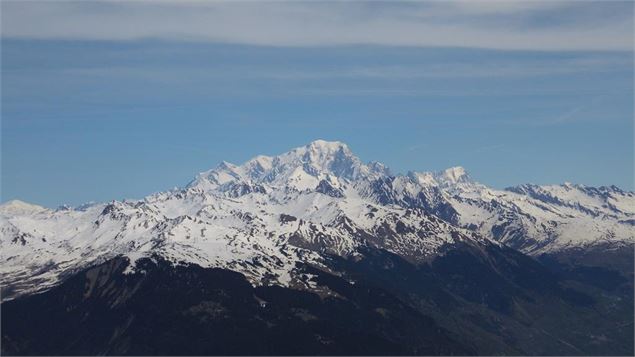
[1,1,633,207]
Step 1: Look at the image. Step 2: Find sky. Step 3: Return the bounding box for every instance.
[1,0,633,207]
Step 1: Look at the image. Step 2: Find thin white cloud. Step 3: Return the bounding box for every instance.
[52,55,629,81]
[552,95,609,123]
[1,1,632,51]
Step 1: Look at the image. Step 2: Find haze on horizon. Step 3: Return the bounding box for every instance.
[1,0,633,208]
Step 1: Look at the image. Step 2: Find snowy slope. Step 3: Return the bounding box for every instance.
[403,168,634,254]
[1,140,633,300]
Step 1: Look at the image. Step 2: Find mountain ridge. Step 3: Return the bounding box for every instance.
[1,140,633,302]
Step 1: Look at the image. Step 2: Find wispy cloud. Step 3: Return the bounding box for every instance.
[1,1,632,51]
[14,52,628,82]
[552,95,609,124]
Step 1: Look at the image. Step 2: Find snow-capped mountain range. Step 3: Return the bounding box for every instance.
[1,140,633,300]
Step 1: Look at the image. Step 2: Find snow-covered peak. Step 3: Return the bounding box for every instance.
[306,139,350,153]
[408,166,473,189]
[275,140,354,173]
[0,200,48,216]
[190,140,388,191]
[245,155,274,173]
[291,140,361,179]
[438,166,469,184]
